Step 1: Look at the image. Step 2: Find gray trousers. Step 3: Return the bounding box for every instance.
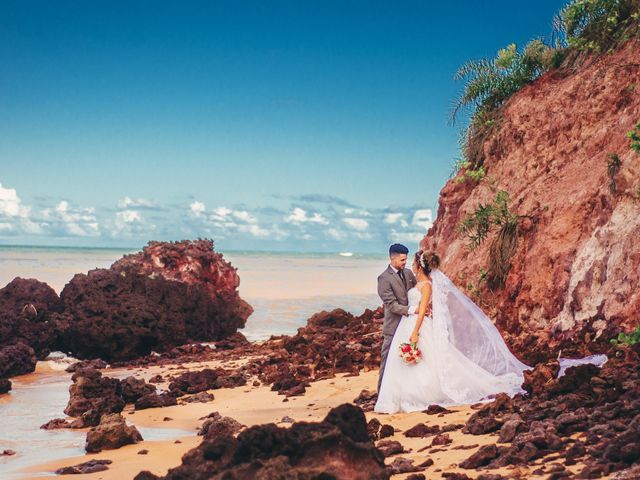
[377,333,395,393]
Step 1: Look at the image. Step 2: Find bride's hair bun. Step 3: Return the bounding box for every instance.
[415,250,440,274]
[425,252,440,271]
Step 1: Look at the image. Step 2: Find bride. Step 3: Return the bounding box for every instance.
[375,250,530,413]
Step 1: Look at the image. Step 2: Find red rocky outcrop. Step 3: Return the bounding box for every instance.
[57,239,252,361]
[0,278,62,363]
[421,40,640,363]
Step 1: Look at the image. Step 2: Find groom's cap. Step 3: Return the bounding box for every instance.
[389,243,409,255]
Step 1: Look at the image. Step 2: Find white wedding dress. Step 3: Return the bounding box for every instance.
[375,269,530,413]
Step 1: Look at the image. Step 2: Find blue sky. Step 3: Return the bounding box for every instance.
[1,0,564,252]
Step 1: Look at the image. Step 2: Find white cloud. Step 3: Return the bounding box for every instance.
[118,196,155,209]
[345,208,371,217]
[0,183,30,218]
[238,224,269,237]
[343,217,369,231]
[391,230,424,243]
[384,212,409,228]
[116,210,142,224]
[212,206,232,220]
[327,228,346,240]
[113,209,153,236]
[285,207,329,225]
[233,210,257,224]
[40,200,99,237]
[190,201,206,216]
[412,209,433,231]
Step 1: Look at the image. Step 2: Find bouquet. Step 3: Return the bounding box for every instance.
[399,342,422,364]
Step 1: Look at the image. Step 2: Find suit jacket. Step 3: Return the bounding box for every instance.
[377,265,417,335]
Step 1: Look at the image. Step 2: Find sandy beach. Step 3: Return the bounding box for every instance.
[20,362,598,480]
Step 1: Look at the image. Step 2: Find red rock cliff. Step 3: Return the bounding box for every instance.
[421,40,640,364]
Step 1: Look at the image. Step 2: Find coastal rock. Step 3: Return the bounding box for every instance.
[57,240,252,361]
[404,423,440,438]
[85,413,143,453]
[522,361,560,396]
[55,459,112,474]
[40,418,72,429]
[168,368,220,395]
[0,378,11,394]
[420,39,640,363]
[198,412,243,439]
[0,342,37,378]
[386,457,422,475]
[354,389,378,412]
[376,439,405,457]
[138,404,387,480]
[64,369,125,423]
[120,376,156,403]
[65,359,108,373]
[0,277,62,358]
[182,391,215,403]
[134,392,177,410]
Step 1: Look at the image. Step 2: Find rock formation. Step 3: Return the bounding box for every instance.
[421,40,640,363]
[134,404,388,480]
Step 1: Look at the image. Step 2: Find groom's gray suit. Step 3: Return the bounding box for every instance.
[377,265,417,392]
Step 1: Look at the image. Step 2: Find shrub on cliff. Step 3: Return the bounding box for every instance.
[555,0,640,52]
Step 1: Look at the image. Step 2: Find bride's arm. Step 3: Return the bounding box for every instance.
[410,283,432,344]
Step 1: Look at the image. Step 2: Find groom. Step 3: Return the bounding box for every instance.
[377,243,417,392]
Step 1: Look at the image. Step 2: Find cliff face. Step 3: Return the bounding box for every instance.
[421,40,640,364]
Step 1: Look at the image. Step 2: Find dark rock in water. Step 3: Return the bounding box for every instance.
[65,359,108,373]
[148,374,164,383]
[0,377,11,394]
[56,240,252,361]
[64,369,125,423]
[121,376,156,403]
[134,392,177,410]
[85,413,143,453]
[0,277,62,358]
[55,459,112,474]
[140,403,387,480]
[40,418,72,430]
[198,412,243,439]
[1,449,16,456]
[0,342,37,378]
